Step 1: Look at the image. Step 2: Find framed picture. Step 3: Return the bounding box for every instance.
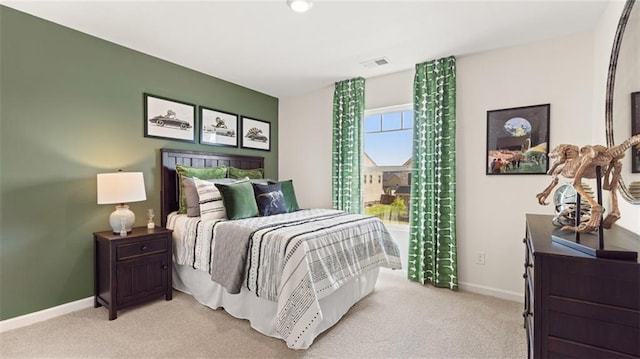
[199,107,238,147]
[632,92,640,173]
[241,116,271,151]
[144,93,196,143]
[486,104,550,175]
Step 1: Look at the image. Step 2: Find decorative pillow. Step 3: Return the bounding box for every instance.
[176,165,227,214]
[228,167,264,179]
[268,179,300,212]
[250,178,270,185]
[193,178,227,220]
[182,176,200,217]
[183,176,236,217]
[252,183,286,216]
[214,180,259,220]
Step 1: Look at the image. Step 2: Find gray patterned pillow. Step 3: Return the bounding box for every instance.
[193,178,228,220]
[182,176,236,217]
[176,165,227,214]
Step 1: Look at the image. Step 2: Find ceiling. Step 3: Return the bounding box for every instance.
[2,0,609,98]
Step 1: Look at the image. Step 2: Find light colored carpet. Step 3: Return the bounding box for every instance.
[0,270,526,358]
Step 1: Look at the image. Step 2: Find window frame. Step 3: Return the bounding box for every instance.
[364,103,413,134]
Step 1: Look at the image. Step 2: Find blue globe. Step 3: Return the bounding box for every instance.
[504,117,532,137]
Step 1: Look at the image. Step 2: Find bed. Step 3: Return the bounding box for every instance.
[160,148,402,349]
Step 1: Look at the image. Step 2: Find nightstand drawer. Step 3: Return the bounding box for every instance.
[117,237,167,260]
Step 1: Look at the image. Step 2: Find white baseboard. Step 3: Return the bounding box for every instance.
[0,296,94,333]
[458,281,524,302]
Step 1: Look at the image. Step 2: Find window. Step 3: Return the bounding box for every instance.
[362,104,413,225]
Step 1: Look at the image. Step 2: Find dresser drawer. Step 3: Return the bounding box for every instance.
[117,236,167,260]
[547,256,639,310]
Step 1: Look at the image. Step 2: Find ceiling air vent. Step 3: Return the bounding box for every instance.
[360,57,390,68]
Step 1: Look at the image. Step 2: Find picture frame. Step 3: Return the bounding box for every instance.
[486,104,550,175]
[144,93,196,143]
[632,92,640,173]
[199,106,239,147]
[241,116,271,151]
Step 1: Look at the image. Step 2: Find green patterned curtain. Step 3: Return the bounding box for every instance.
[409,57,457,290]
[332,77,365,213]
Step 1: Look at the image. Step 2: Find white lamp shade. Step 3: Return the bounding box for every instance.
[97,172,147,204]
[97,172,146,234]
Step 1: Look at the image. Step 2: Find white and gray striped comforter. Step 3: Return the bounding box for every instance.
[167,208,402,348]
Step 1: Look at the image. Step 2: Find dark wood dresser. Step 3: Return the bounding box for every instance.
[94,227,173,320]
[524,214,639,358]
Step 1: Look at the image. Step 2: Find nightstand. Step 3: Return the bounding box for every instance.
[94,226,173,320]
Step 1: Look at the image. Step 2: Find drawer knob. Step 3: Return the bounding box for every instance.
[141,245,148,251]
[522,311,532,318]
[522,273,528,279]
[162,265,168,270]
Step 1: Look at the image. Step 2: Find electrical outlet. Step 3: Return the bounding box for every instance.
[476,251,486,265]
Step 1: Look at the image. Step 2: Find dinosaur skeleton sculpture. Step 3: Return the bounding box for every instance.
[536,134,640,233]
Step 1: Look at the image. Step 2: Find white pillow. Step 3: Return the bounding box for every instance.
[193,178,227,220]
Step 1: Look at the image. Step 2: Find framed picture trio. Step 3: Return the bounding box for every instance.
[143,92,271,151]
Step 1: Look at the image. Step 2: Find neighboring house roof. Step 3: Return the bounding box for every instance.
[402,158,413,167]
[395,185,411,194]
[363,152,378,167]
[384,172,402,181]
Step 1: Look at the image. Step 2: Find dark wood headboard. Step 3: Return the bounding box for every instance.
[160,148,264,226]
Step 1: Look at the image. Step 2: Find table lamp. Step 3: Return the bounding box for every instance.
[97,171,147,234]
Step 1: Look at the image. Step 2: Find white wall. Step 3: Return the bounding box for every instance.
[279,23,638,300]
[278,87,334,209]
[365,69,414,109]
[456,32,594,299]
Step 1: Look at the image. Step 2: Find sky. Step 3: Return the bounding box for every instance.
[364,111,413,166]
[364,130,413,166]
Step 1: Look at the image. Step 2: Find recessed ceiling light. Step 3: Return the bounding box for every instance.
[287,0,313,13]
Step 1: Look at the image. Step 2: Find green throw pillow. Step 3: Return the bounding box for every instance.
[267,179,300,212]
[215,180,259,220]
[176,164,227,214]
[228,167,264,179]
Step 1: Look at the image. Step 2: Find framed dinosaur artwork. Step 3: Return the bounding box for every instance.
[632,92,639,173]
[199,106,239,148]
[241,116,271,151]
[486,104,550,175]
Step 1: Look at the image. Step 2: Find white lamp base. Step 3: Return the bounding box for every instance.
[109,204,135,234]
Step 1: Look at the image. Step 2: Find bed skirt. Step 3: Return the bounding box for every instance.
[172,264,380,349]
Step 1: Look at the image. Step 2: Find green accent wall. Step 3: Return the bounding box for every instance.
[0,6,278,320]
